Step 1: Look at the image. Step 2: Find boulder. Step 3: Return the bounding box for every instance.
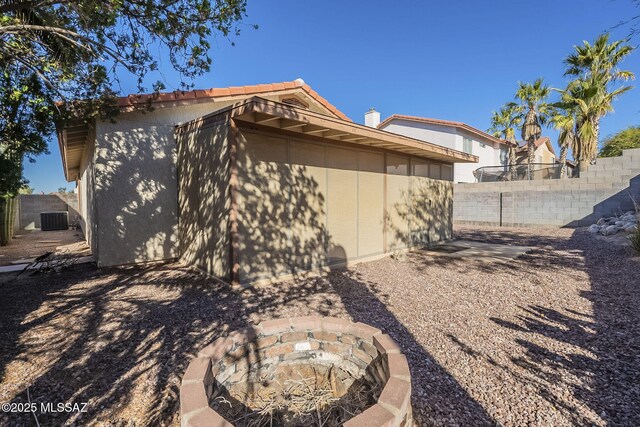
[625,224,638,233]
[597,218,607,226]
[588,224,601,234]
[603,225,619,236]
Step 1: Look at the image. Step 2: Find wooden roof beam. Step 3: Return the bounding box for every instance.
[341,136,367,142]
[323,131,350,139]
[303,127,330,135]
[279,119,307,130]
[254,113,280,124]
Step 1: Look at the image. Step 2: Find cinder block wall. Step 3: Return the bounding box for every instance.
[18,194,79,229]
[454,148,640,227]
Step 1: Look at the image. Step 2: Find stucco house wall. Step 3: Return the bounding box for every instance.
[62,82,475,274]
[175,104,461,285]
[77,126,97,252]
[86,96,286,267]
[453,130,504,183]
[176,120,232,279]
[379,119,505,183]
[535,144,556,163]
[382,121,458,150]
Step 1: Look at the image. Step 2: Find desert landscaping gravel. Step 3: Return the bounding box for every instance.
[1,226,639,426]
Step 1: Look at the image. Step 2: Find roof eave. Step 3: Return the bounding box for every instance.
[379,114,508,146]
[177,97,478,164]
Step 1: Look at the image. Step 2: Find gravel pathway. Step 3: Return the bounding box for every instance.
[0,226,638,426]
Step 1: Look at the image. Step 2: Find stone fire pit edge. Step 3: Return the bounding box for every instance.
[180,316,412,426]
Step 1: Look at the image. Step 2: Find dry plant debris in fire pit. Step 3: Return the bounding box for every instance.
[211,363,380,426]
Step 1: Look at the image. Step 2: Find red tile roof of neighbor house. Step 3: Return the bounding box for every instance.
[378,114,509,146]
[116,79,352,122]
[518,137,556,155]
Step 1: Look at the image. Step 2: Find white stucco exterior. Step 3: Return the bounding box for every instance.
[380,119,507,183]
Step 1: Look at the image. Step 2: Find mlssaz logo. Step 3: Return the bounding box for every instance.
[40,402,89,413]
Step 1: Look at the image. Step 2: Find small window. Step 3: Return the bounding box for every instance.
[463,137,473,154]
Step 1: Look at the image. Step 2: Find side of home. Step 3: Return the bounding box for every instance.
[57,81,477,284]
[371,112,509,183]
[60,80,352,267]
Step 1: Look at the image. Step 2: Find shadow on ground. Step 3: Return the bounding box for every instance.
[0,259,495,426]
[448,226,640,425]
[1,226,638,426]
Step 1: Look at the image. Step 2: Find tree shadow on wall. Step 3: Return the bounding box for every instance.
[94,117,178,266]
[225,149,495,423]
[385,177,453,251]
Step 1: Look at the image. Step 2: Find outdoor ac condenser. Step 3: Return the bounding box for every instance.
[40,211,69,231]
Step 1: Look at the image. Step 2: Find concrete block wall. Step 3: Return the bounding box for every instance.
[18,194,79,229]
[454,148,640,227]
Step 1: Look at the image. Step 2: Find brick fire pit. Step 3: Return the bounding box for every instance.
[180,316,412,426]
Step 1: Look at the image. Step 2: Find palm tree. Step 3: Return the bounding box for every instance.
[489,104,522,180]
[564,34,635,162]
[514,78,551,180]
[559,77,632,171]
[549,102,576,179]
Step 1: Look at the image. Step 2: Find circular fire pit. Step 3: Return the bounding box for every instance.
[180,317,412,426]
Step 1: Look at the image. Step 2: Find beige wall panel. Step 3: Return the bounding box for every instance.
[197,125,231,278]
[237,132,293,283]
[411,176,453,244]
[177,128,199,265]
[289,140,329,270]
[177,124,231,280]
[326,147,358,264]
[77,126,96,251]
[386,154,411,250]
[358,151,384,257]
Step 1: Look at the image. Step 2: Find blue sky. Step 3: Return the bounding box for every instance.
[25,0,640,192]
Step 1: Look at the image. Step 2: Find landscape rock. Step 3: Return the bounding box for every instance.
[590,212,638,237]
[588,224,601,234]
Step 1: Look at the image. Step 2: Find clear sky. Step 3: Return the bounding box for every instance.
[24,0,640,193]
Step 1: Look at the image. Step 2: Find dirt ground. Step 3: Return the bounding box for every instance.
[0,229,88,266]
[0,226,638,426]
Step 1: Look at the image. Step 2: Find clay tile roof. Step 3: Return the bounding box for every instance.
[518,136,555,155]
[115,80,351,122]
[378,114,507,145]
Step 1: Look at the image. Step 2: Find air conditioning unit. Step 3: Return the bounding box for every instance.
[40,211,69,231]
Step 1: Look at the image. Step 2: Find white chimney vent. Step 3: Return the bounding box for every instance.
[364,108,380,128]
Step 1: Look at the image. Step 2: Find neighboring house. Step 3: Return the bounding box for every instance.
[370,111,510,183]
[515,137,556,164]
[57,80,476,284]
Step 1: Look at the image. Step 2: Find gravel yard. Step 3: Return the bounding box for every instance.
[1,226,638,426]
